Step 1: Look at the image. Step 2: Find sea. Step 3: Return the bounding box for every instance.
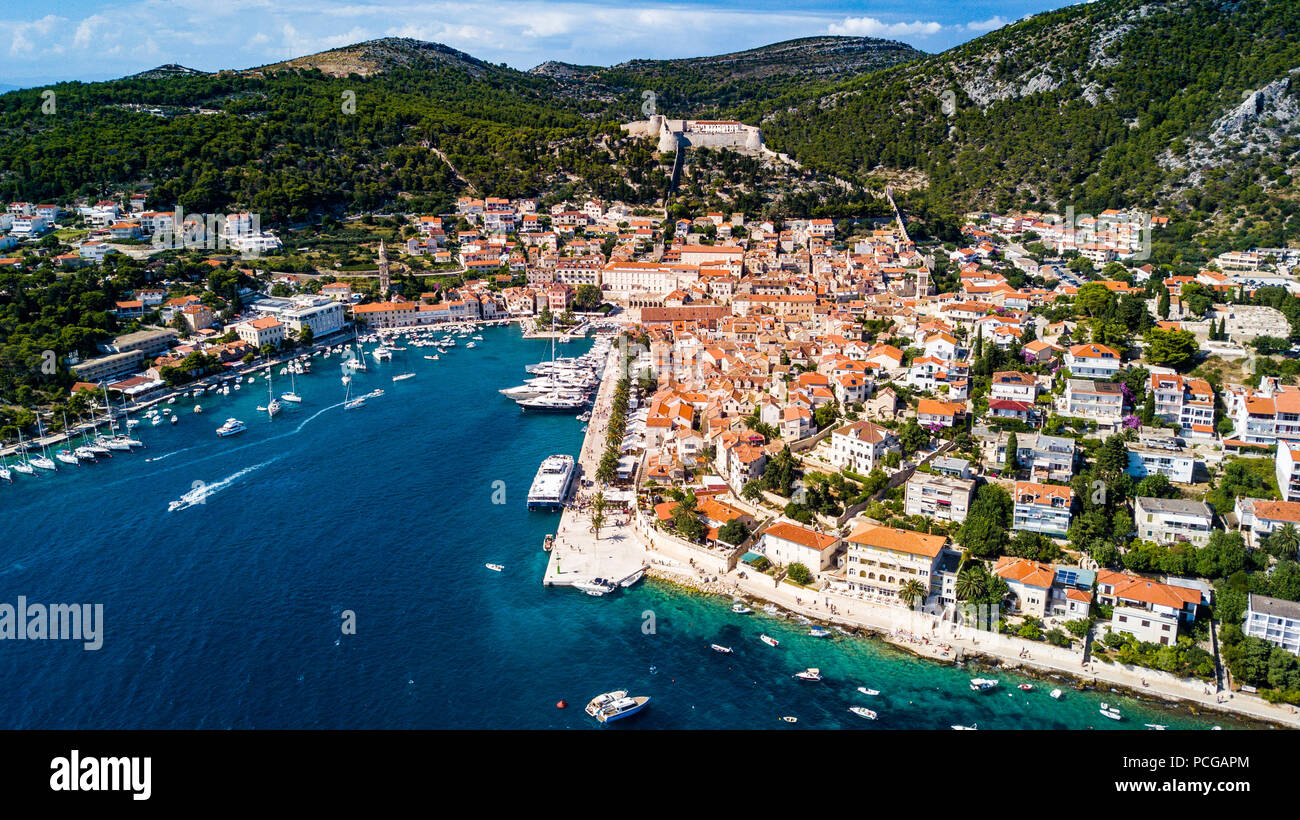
[0,325,1252,729]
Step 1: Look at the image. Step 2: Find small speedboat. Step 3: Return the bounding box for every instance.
[970,678,999,691]
[1099,703,1123,721]
[951,723,978,731]
[392,373,415,382]
[848,706,877,721]
[793,667,822,682]
[1049,689,1063,700]
[760,634,779,648]
[857,686,880,696]
[1144,723,1167,731]
[1018,684,1034,691]
[809,626,831,638]
[485,563,504,572]
[731,603,753,614]
[710,644,733,654]
[781,716,798,723]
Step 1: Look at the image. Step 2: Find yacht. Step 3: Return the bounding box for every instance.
[527,454,575,510]
[793,668,822,682]
[372,347,393,361]
[216,418,247,437]
[281,370,303,403]
[517,392,589,413]
[55,449,80,466]
[573,579,616,596]
[585,692,650,724]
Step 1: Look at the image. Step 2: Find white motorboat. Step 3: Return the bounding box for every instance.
[216,418,247,437]
[392,373,415,382]
[372,347,393,361]
[585,693,650,724]
[1049,689,1063,700]
[793,668,822,682]
[485,563,504,572]
[951,723,978,731]
[857,686,880,696]
[710,644,733,654]
[970,678,999,691]
[1144,723,1167,730]
[1099,703,1123,721]
[760,634,779,647]
[849,706,877,721]
[731,603,753,614]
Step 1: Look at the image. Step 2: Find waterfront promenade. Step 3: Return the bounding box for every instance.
[542,345,644,589]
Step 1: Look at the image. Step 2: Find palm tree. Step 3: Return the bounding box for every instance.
[591,491,607,541]
[1272,523,1300,558]
[955,565,987,601]
[899,579,927,609]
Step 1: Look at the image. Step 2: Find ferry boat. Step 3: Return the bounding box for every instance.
[793,668,822,682]
[760,634,779,647]
[527,454,575,510]
[857,686,880,696]
[848,706,877,721]
[970,678,999,691]
[710,644,733,654]
[585,691,649,724]
[216,418,247,437]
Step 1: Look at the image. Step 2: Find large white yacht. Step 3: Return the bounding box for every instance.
[527,454,575,510]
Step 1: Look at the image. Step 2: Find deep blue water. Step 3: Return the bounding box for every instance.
[0,326,1249,729]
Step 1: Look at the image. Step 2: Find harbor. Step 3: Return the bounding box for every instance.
[541,338,646,592]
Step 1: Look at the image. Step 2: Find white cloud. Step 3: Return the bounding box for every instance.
[9,14,65,56]
[828,16,942,37]
[966,16,1010,32]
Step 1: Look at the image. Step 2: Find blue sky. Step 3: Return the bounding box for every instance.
[1,0,1080,87]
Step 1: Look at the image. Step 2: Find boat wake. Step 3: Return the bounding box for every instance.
[167,459,277,512]
[145,447,193,464]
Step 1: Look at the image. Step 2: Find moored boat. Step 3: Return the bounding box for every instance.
[793,667,822,682]
[849,706,877,720]
[760,634,779,647]
[710,644,733,654]
[970,678,999,691]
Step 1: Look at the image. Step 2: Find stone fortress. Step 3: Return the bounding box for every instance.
[623,115,765,154]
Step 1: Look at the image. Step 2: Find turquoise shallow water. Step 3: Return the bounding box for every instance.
[0,326,1253,729]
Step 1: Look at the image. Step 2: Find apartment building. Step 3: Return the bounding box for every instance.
[839,524,949,606]
[981,430,1076,482]
[990,370,1039,403]
[1244,594,1300,655]
[1133,497,1214,547]
[1012,481,1074,538]
[1064,343,1123,379]
[904,474,976,524]
[759,520,841,579]
[1062,379,1125,425]
[1126,430,1196,484]
[827,420,898,474]
[1149,373,1215,439]
[1277,442,1300,503]
[1096,570,1200,646]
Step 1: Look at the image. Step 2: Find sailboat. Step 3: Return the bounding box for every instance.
[281,368,302,403]
[262,371,282,418]
[12,429,38,474]
[0,452,11,482]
